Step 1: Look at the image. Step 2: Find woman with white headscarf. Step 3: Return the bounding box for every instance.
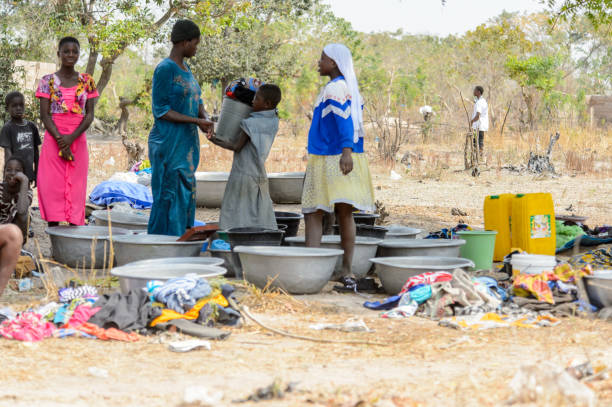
[302,43,375,282]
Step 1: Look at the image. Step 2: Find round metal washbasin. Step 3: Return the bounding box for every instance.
[91,209,150,230]
[46,226,131,269]
[371,256,475,294]
[112,234,206,266]
[583,271,612,309]
[209,248,243,279]
[111,264,226,294]
[234,246,343,294]
[268,172,305,204]
[122,257,224,268]
[284,235,382,279]
[195,172,229,208]
[385,225,422,240]
[378,238,466,258]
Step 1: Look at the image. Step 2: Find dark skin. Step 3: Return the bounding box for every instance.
[3,160,30,238]
[305,51,356,279]
[4,97,38,181]
[470,87,483,126]
[163,37,214,134]
[206,90,273,152]
[39,41,97,162]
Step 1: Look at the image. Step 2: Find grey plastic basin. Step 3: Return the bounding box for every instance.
[583,271,612,309]
[385,225,422,240]
[46,226,131,269]
[234,246,343,294]
[209,248,243,279]
[91,210,150,230]
[371,256,475,294]
[112,234,206,266]
[284,235,382,279]
[268,172,305,204]
[111,264,226,294]
[195,172,229,208]
[378,238,466,258]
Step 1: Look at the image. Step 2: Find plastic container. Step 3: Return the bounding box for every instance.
[353,213,380,226]
[510,254,557,275]
[274,211,303,238]
[456,230,498,271]
[226,227,284,248]
[511,193,556,255]
[215,96,253,145]
[484,193,513,261]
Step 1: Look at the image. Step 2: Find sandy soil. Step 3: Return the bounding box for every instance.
[2,138,612,407]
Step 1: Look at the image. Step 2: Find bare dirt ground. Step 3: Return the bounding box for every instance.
[2,137,612,406]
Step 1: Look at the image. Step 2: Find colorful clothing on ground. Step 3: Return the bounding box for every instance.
[148,58,202,236]
[0,120,41,183]
[0,312,55,341]
[219,109,279,230]
[569,248,612,270]
[0,183,32,225]
[36,73,98,225]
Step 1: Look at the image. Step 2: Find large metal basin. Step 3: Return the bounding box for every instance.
[284,235,382,279]
[583,271,612,309]
[378,238,466,258]
[385,225,422,240]
[234,246,343,294]
[195,172,229,208]
[46,226,131,269]
[111,264,226,294]
[268,172,305,204]
[371,256,475,294]
[209,248,243,279]
[123,257,224,268]
[91,210,149,230]
[112,234,206,266]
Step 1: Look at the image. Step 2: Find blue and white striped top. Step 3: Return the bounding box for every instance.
[307,76,364,155]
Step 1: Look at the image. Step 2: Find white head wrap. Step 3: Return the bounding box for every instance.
[323,43,364,142]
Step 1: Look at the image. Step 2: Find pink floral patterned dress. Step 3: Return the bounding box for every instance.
[35,73,98,224]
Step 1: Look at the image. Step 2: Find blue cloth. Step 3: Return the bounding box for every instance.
[148,58,203,236]
[363,295,401,310]
[408,284,432,304]
[151,274,212,313]
[89,181,153,209]
[307,76,364,155]
[475,276,509,301]
[211,239,230,250]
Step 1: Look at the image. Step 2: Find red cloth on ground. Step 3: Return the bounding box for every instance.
[399,272,453,294]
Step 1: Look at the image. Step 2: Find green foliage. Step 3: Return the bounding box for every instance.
[545,0,612,28]
[505,55,562,92]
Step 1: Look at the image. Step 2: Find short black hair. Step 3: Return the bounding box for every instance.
[58,36,80,51]
[475,86,484,96]
[4,156,26,173]
[5,91,24,107]
[171,20,201,44]
[258,84,282,108]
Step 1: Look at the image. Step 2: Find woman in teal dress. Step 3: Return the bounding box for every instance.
[148,20,213,236]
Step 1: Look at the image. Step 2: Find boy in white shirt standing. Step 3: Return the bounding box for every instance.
[469,85,488,161]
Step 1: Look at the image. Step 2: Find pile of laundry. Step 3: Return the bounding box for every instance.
[0,275,240,342]
[556,219,612,253]
[362,261,599,330]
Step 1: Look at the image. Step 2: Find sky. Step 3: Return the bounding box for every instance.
[324,0,546,36]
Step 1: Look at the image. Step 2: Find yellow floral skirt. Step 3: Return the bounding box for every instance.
[302,153,375,214]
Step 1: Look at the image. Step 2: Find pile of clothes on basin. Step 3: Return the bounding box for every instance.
[0,275,240,342]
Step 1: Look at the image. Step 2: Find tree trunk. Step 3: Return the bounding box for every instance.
[96,58,115,96]
[86,49,98,75]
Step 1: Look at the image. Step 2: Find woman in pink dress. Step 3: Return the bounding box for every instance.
[36,37,98,226]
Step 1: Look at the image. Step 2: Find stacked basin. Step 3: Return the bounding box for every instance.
[47,226,131,269]
[285,235,381,279]
[111,234,207,266]
[91,209,150,231]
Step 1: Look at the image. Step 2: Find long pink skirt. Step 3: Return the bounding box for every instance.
[37,112,89,225]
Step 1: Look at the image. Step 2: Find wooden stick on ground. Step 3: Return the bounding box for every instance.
[228,298,389,347]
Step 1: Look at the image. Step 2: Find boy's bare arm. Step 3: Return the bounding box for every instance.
[207,131,249,152]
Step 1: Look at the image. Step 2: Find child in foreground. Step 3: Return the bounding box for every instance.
[209,84,282,230]
[0,92,41,185]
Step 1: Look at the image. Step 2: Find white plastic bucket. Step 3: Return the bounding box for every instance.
[215,96,253,145]
[511,254,557,275]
